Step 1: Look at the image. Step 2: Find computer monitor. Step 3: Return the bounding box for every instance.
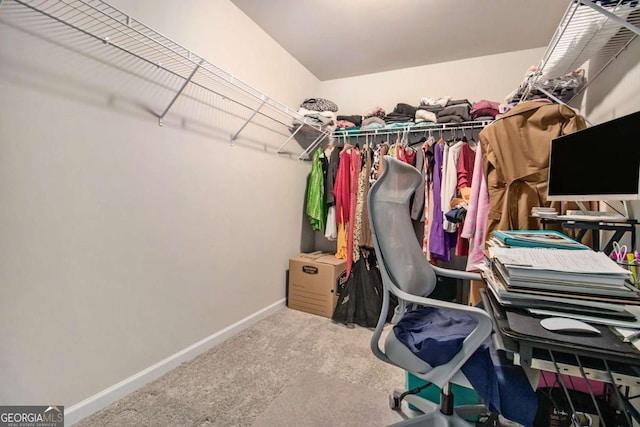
[547,110,640,202]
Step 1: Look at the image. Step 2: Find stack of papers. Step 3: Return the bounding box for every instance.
[488,247,630,278]
[483,247,639,323]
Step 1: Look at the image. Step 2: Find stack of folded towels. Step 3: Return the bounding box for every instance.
[293,98,339,133]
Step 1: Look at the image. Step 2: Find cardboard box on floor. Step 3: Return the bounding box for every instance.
[288,252,347,318]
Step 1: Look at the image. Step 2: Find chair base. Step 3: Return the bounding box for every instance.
[391,395,483,427]
[389,409,475,427]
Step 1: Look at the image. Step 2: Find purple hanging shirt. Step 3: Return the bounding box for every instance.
[429,142,457,261]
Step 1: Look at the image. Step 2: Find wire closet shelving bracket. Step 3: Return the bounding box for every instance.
[0,0,328,157]
[522,0,640,109]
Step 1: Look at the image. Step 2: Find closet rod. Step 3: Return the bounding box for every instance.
[333,120,492,139]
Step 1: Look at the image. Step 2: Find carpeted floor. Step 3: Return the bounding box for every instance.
[252,371,404,427]
[75,307,407,426]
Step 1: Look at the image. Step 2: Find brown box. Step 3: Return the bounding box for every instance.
[288,252,347,318]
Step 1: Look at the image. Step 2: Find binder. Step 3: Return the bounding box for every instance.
[492,230,589,250]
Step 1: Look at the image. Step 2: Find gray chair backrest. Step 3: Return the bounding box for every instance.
[368,156,437,297]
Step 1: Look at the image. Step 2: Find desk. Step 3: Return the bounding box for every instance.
[480,289,640,426]
[539,217,637,255]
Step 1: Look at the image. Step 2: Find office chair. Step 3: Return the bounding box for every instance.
[368,156,493,426]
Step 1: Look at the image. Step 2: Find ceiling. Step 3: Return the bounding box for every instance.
[230,0,570,81]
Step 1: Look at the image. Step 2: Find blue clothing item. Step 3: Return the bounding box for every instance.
[384,122,415,129]
[363,122,384,130]
[393,307,537,427]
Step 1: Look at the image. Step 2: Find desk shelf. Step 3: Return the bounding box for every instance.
[539,217,638,255]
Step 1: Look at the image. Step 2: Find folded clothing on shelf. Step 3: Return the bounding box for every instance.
[361,116,386,130]
[415,110,437,123]
[419,96,450,108]
[437,115,464,123]
[300,97,339,112]
[385,112,414,123]
[291,107,337,141]
[336,120,357,130]
[437,103,471,122]
[336,114,362,126]
[505,66,586,104]
[392,102,418,118]
[471,100,500,119]
[363,106,386,120]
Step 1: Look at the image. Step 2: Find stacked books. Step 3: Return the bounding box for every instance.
[483,245,640,323]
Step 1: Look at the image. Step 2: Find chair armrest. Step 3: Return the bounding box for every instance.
[432,265,482,282]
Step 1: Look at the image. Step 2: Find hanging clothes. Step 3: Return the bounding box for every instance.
[346,147,362,278]
[456,142,476,193]
[461,142,489,271]
[376,144,389,179]
[411,145,426,222]
[421,137,435,258]
[478,100,586,237]
[370,143,383,184]
[387,142,399,158]
[356,142,374,249]
[398,145,416,166]
[454,141,477,257]
[324,146,339,240]
[306,147,326,232]
[429,140,457,261]
[440,139,465,233]
[334,146,353,259]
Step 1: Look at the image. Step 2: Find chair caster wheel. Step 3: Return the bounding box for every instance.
[389,390,402,410]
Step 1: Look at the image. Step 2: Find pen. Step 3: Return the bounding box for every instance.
[623,329,640,343]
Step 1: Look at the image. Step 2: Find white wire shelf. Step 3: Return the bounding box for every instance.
[301,120,493,155]
[525,0,640,104]
[0,0,327,158]
[333,120,492,138]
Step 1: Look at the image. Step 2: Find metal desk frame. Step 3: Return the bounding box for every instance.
[539,218,638,256]
[480,289,640,426]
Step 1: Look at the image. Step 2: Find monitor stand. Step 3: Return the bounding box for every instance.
[575,201,630,219]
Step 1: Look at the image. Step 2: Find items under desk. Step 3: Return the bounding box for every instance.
[481,287,640,423]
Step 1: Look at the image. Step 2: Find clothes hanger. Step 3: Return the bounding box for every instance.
[467,129,478,148]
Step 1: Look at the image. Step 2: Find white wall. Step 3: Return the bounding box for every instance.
[0,0,318,409]
[575,36,640,225]
[319,47,546,115]
[579,37,640,124]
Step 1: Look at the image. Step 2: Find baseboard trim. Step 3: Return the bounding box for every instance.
[65,299,286,426]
